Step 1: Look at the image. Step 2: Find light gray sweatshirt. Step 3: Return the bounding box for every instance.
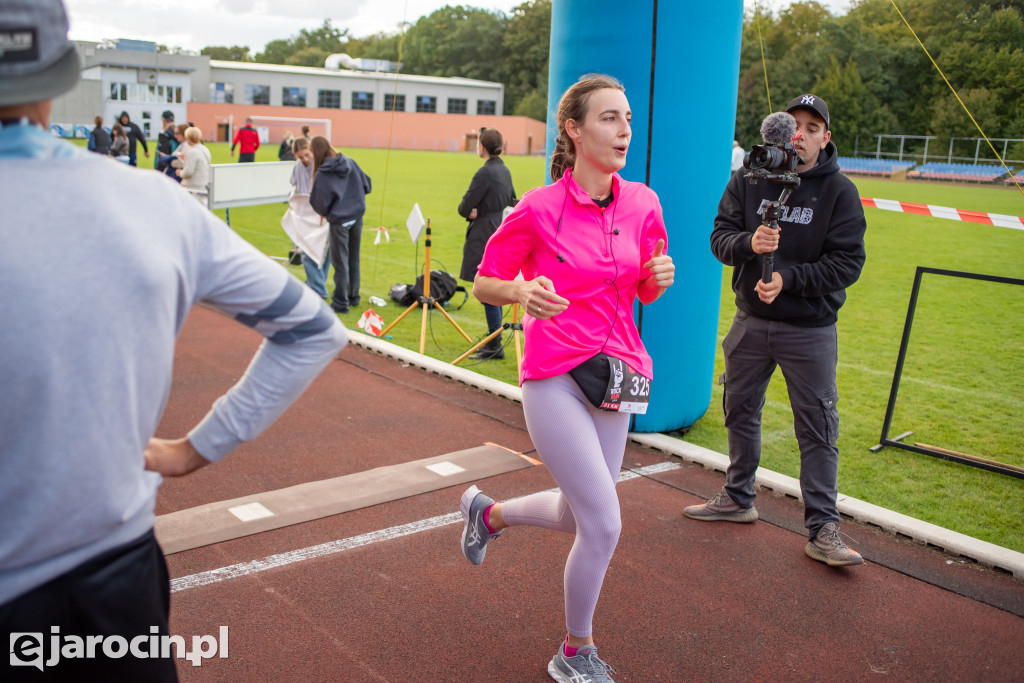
[0,124,348,604]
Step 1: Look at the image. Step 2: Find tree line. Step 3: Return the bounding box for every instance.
[737,0,1024,162]
[199,0,1023,162]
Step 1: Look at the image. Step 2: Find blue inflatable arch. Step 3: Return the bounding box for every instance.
[546,0,744,432]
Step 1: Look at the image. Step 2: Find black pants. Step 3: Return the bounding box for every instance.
[329,217,363,311]
[721,310,841,539]
[237,152,255,162]
[1,530,178,682]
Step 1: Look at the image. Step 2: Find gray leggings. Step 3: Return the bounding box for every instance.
[502,374,630,637]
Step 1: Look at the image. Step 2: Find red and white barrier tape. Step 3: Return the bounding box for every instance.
[861,198,1024,231]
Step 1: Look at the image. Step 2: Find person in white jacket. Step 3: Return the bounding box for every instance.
[177,126,212,201]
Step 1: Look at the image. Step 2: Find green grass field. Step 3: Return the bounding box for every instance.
[79,139,1024,552]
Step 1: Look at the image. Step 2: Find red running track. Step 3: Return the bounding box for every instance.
[155,305,1024,681]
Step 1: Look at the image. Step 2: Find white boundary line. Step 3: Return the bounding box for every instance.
[343,334,1024,578]
[171,462,679,592]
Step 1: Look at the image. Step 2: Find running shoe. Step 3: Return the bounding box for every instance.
[548,643,617,683]
[460,485,501,565]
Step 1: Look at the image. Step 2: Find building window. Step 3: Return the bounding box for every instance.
[141,111,151,138]
[244,84,270,105]
[416,95,437,113]
[384,93,406,112]
[352,91,374,110]
[110,82,128,101]
[447,98,467,115]
[318,89,341,109]
[282,86,307,107]
[210,82,234,104]
[477,99,496,116]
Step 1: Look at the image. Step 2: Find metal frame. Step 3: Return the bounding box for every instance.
[873,267,1024,479]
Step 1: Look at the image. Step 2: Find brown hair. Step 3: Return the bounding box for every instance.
[175,123,188,136]
[479,127,504,156]
[292,136,310,154]
[549,73,625,181]
[311,135,337,177]
[94,115,103,126]
[111,123,124,137]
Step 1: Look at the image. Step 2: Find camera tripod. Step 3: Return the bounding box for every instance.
[452,303,524,374]
[379,220,473,354]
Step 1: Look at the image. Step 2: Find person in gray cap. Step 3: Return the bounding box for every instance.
[0,0,348,678]
[685,94,868,568]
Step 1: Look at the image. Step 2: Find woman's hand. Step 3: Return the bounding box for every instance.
[468,208,478,220]
[520,276,569,319]
[638,239,674,304]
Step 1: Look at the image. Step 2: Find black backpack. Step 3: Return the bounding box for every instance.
[391,270,467,309]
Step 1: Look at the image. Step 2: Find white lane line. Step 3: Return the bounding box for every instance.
[170,461,681,593]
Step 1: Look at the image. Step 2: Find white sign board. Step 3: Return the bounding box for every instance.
[209,161,294,210]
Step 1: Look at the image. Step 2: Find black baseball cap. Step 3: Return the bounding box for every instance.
[786,94,830,129]
[161,110,174,121]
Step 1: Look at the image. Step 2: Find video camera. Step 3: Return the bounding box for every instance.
[743,112,801,188]
[743,141,800,187]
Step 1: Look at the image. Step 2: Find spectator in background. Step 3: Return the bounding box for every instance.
[155,110,176,170]
[279,130,296,161]
[161,123,188,183]
[731,140,744,176]
[0,1,348,678]
[176,126,212,203]
[117,111,148,167]
[109,122,129,162]
[87,115,110,155]
[309,136,372,315]
[231,116,260,162]
[458,126,517,361]
[289,136,331,298]
[301,124,311,140]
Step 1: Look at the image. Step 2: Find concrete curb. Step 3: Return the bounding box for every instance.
[346,331,1024,579]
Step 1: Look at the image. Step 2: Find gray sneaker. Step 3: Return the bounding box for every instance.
[548,643,616,683]
[805,521,863,566]
[683,488,759,523]
[460,485,501,565]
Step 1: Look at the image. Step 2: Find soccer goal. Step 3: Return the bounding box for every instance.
[245,116,332,145]
[871,266,1024,479]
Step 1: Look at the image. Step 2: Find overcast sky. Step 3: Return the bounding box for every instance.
[64,0,852,54]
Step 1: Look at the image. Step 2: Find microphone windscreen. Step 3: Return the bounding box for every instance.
[760,112,797,145]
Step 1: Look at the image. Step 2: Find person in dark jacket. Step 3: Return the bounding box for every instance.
[309,136,372,314]
[458,127,517,360]
[87,115,110,155]
[155,110,176,170]
[117,111,148,167]
[686,94,867,568]
[278,130,296,161]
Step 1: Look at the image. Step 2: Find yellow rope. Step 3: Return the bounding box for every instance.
[371,4,410,291]
[890,0,1023,196]
[756,3,772,112]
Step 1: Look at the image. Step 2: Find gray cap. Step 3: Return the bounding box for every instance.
[0,0,80,107]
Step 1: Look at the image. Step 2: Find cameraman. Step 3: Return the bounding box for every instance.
[687,94,867,567]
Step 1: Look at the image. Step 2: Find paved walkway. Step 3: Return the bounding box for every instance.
[156,305,1024,681]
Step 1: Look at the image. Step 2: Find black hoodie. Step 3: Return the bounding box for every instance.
[710,141,866,327]
[117,111,148,156]
[309,155,372,226]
